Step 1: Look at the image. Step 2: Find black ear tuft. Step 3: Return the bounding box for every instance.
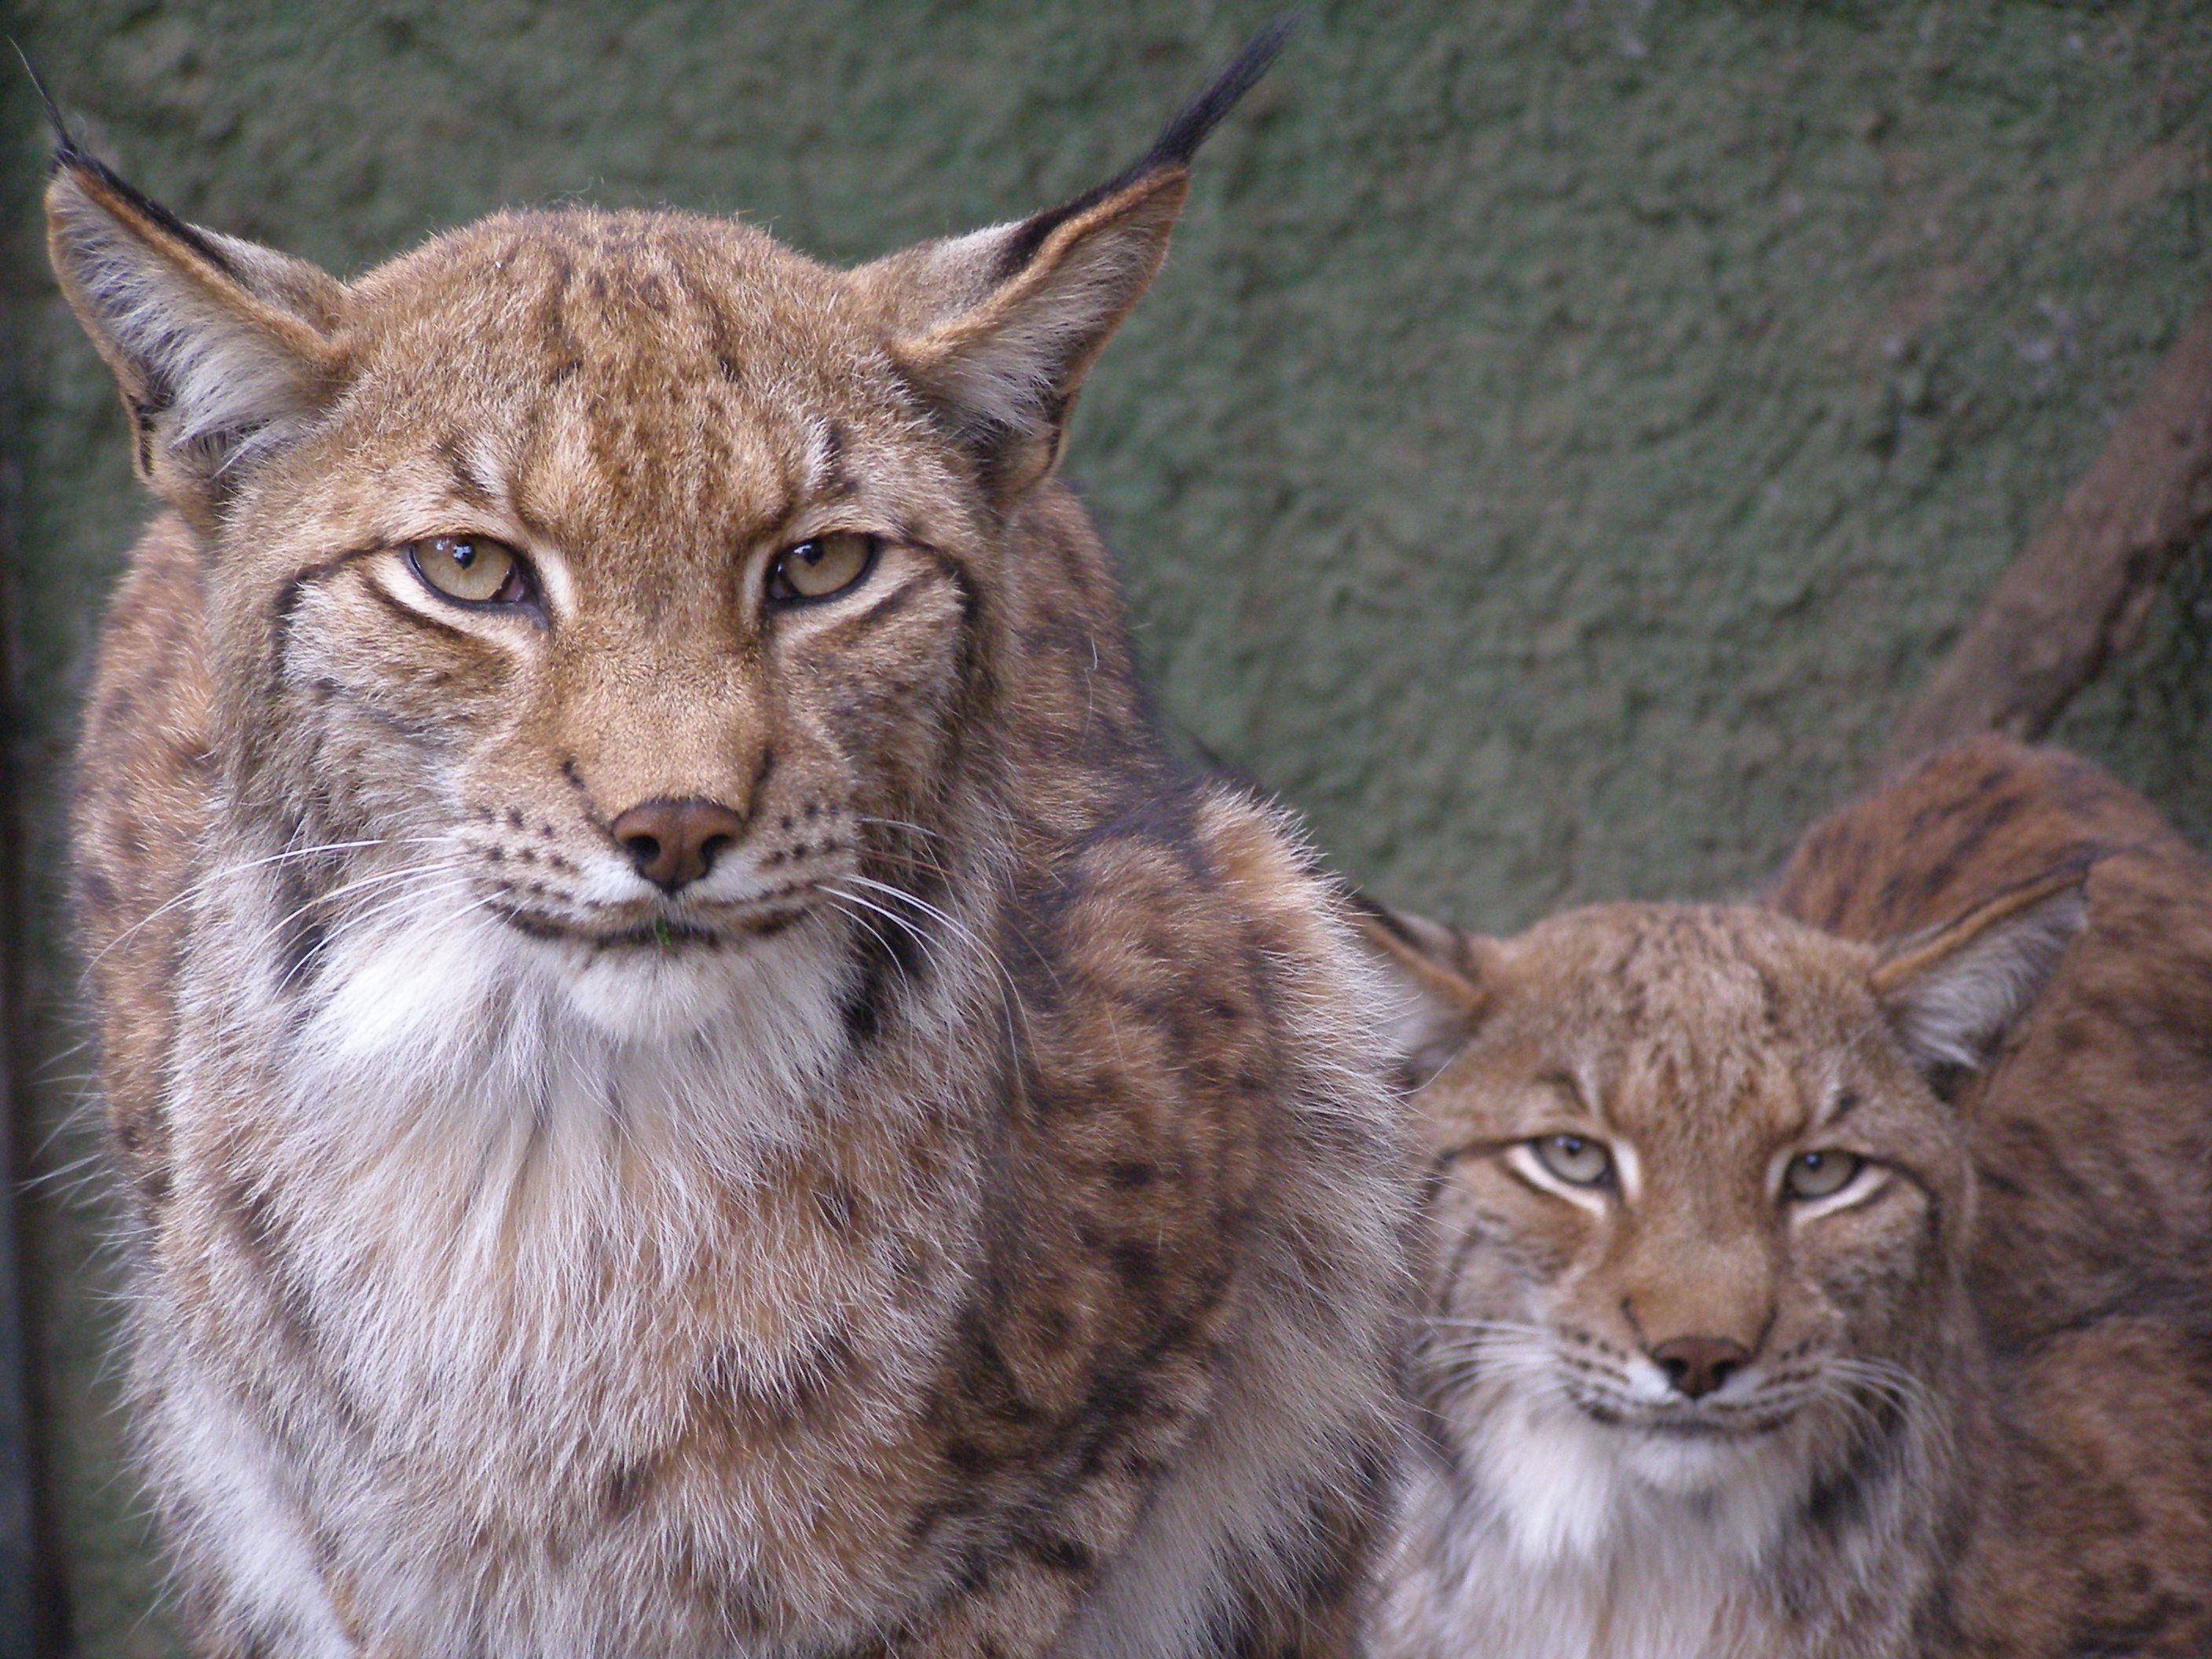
[9,38,81,167]
[13,45,241,278]
[994,13,1300,278]
[58,152,245,280]
[1137,12,1301,174]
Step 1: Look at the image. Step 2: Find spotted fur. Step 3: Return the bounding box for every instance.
[1361,748,2212,1657]
[54,29,1415,1659]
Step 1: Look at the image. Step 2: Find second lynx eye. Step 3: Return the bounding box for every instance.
[1782,1148,1862,1200]
[1533,1133,1613,1187]
[405,536,530,606]
[768,532,879,603]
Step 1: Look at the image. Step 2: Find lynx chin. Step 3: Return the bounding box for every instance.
[50,25,1418,1659]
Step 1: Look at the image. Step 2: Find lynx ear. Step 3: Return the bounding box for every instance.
[1870,863,2090,1085]
[853,18,1293,498]
[1351,894,1500,1089]
[45,141,346,522]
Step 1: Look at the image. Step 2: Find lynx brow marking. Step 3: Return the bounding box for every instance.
[808,418,855,499]
[364,578,522,640]
[1814,1087,1862,1127]
[433,435,498,508]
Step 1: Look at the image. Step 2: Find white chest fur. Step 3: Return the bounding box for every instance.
[1378,1392,1811,1659]
[146,883,987,1651]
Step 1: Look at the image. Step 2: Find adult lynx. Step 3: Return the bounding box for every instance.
[49,27,1415,1659]
[1361,746,2212,1657]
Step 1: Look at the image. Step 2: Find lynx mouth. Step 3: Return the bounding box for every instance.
[489,897,815,948]
[1573,1399,1795,1439]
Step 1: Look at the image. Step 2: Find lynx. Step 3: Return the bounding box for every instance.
[48,27,1416,1659]
[1359,747,2212,1658]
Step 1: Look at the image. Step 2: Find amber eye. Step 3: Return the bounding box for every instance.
[1783,1149,1864,1201]
[1531,1133,1613,1188]
[768,533,879,603]
[405,536,530,606]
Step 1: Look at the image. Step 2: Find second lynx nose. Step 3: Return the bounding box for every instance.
[611,798,749,892]
[1649,1335,1752,1401]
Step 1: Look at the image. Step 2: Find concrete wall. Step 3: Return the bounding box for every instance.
[2,1,2207,1650]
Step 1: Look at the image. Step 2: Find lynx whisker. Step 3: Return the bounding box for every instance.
[857,814,954,847]
[835,872,1038,1052]
[80,833,447,974]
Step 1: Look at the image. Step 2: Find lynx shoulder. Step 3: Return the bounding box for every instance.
[1358,750,2212,1658]
[51,27,1416,1659]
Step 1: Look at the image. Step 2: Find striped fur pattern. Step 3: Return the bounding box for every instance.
[52,32,1416,1659]
[1361,750,2212,1659]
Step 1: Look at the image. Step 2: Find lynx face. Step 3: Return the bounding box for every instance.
[49,121,1186,1054]
[1405,906,1976,1562]
[1361,875,2079,1617]
[229,218,987,1043]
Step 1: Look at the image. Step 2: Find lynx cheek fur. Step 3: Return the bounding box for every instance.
[49,29,1415,1658]
[1358,862,2212,1659]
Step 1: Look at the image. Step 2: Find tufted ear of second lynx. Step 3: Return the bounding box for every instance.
[1869,863,2089,1082]
[1352,895,1503,1089]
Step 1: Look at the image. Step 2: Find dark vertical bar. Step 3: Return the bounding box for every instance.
[0,21,60,1653]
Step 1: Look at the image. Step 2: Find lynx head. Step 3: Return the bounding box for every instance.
[46,28,1287,1057]
[1358,873,2083,1564]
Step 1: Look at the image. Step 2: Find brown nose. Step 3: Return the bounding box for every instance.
[609,798,748,892]
[1650,1335,1751,1401]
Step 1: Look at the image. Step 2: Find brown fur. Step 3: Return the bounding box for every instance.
[53,35,1415,1659]
[1772,735,2212,1348]
[1362,746,2212,1657]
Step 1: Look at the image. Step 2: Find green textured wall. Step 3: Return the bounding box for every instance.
[2,1,2208,1650]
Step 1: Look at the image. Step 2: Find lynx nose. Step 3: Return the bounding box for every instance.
[1650,1335,1751,1401]
[610,798,749,892]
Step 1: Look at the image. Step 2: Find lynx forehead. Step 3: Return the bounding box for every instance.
[52,26,1418,1659]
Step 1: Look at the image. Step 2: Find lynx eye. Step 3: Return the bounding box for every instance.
[405,536,529,606]
[1530,1133,1613,1188]
[769,533,879,603]
[1783,1149,1863,1201]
